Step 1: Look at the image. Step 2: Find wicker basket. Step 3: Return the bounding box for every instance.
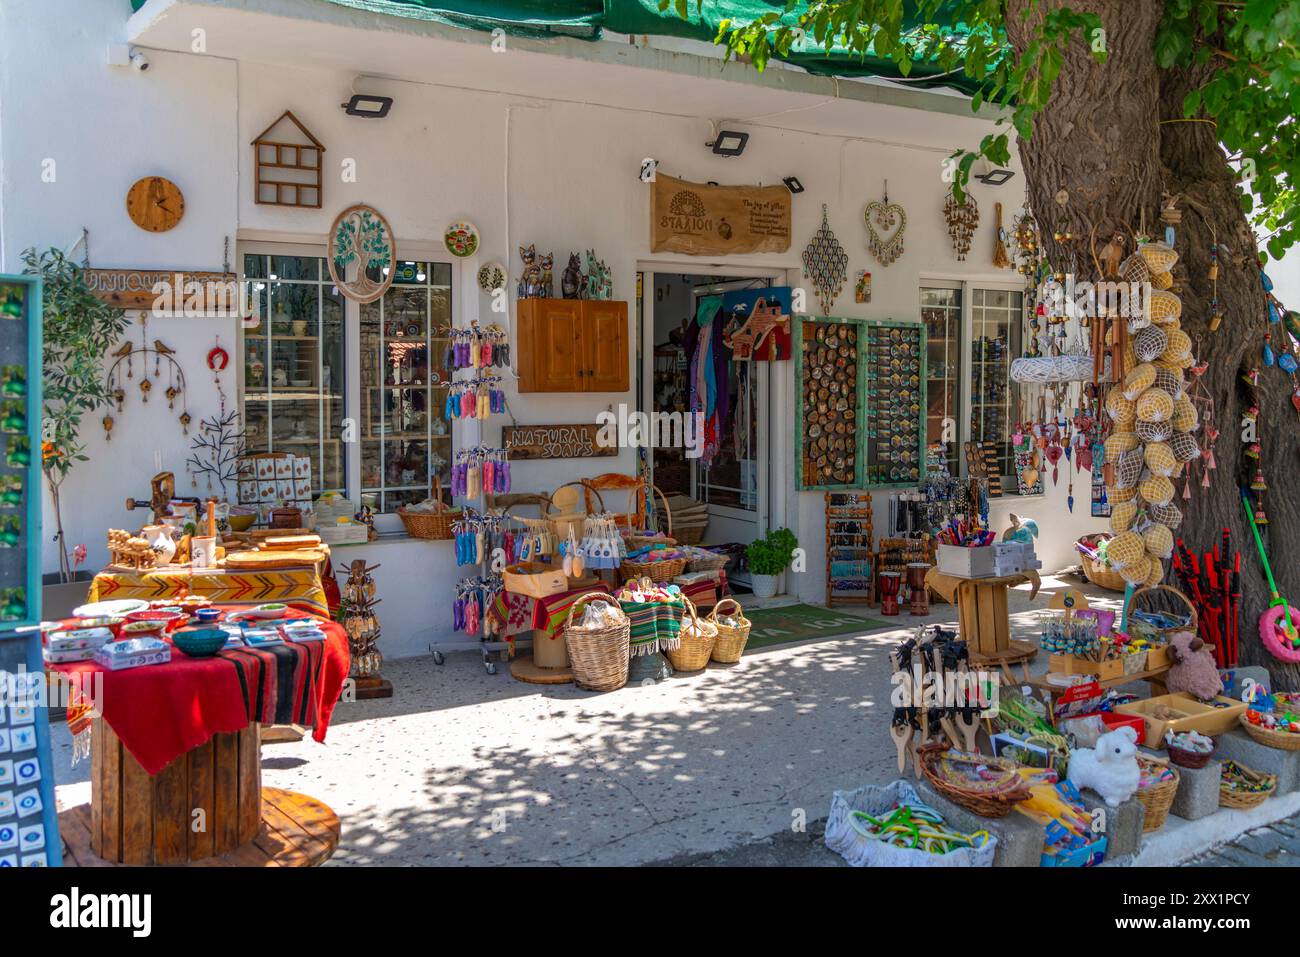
[625,485,677,549]
[1127,584,1198,643]
[1219,760,1277,810]
[1077,533,1127,592]
[918,746,1031,818]
[1011,354,1112,384]
[619,554,688,583]
[1134,756,1179,832]
[665,597,717,672]
[1239,713,1300,751]
[686,547,731,574]
[565,595,631,692]
[674,525,707,545]
[708,598,752,663]
[1167,741,1214,769]
[397,477,460,540]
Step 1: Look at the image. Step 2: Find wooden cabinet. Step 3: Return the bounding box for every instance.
[517,299,629,393]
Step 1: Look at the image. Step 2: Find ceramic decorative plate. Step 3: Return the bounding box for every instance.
[444,221,480,258]
[477,261,506,293]
[73,599,150,618]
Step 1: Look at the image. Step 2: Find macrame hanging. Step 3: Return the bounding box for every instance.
[863,181,906,266]
[943,191,980,261]
[802,204,849,316]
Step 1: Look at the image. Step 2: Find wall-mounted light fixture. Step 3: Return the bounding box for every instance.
[708,129,749,157]
[973,165,1015,186]
[342,94,393,118]
[783,176,805,194]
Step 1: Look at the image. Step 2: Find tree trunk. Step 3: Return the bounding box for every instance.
[48,476,70,584]
[1006,0,1297,686]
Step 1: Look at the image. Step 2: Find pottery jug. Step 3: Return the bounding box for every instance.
[142,524,177,566]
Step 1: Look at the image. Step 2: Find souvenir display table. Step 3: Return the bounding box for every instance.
[925,568,1041,672]
[87,563,331,619]
[50,604,349,866]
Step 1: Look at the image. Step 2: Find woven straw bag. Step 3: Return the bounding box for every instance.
[1139,242,1179,274]
[707,598,752,663]
[664,596,718,672]
[1144,442,1177,477]
[565,595,631,692]
[1133,326,1168,363]
[1107,531,1145,570]
[1169,431,1201,462]
[1148,501,1183,529]
[1136,419,1173,443]
[1137,388,1174,423]
[1140,475,1175,506]
[1122,363,1157,400]
[1143,523,1174,559]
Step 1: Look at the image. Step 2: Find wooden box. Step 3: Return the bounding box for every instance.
[1115,693,1249,749]
[1049,654,1125,681]
[1145,644,1173,670]
[503,561,570,599]
[937,544,997,578]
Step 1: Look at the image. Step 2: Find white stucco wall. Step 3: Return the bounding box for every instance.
[2,0,1108,658]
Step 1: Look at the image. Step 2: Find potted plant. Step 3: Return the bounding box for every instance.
[746,527,798,599]
[23,248,130,584]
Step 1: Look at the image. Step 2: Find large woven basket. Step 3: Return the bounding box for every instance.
[397,476,460,540]
[686,547,731,574]
[918,746,1031,818]
[565,595,631,692]
[1219,760,1277,810]
[708,598,752,663]
[1128,584,1198,643]
[1011,354,1112,384]
[664,597,717,672]
[1239,714,1300,751]
[1134,756,1179,832]
[626,487,677,549]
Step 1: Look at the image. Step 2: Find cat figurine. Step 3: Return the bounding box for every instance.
[561,252,584,299]
[517,244,541,299]
[538,252,554,299]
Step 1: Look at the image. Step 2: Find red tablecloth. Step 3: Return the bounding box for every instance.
[50,607,351,776]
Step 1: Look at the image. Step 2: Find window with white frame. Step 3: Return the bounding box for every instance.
[240,246,455,519]
[920,282,1025,487]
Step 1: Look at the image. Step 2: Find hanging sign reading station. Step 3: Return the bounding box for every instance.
[650,174,791,255]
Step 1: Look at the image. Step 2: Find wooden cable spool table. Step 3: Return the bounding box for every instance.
[925,568,1042,679]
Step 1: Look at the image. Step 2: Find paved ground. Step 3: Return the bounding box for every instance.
[1187,819,1300,867]
[49,571,1291,866]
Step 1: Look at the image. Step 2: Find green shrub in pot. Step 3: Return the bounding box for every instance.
[746,527,798,598]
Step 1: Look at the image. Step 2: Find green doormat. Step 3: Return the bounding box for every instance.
[742,604,896,650]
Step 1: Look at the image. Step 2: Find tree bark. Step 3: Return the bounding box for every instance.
[1006,0,1297,686]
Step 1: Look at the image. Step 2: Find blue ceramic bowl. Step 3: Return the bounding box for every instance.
[195,608,222,623]
[172,628,228,658]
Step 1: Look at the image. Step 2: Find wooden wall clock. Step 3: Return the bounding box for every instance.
[126,176,185,232]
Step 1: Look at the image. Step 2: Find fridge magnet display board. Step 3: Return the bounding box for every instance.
[861,319,927,487]
[795,317,864,490]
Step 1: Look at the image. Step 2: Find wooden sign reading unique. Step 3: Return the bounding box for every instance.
[84,269,238,312]
[502,424,616,460]
[650,174,791,255]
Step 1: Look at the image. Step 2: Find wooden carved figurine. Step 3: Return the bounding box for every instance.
[337,559,392,699]
[561,253,584,299]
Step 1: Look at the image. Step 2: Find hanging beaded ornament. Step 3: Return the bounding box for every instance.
[943,191,980,261]
[863,183,907,266]
[802,204,849,316]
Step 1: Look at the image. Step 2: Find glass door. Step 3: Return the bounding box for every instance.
[921,285,963,471]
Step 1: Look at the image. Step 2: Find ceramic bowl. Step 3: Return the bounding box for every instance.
[120,620,167,639]
[194,608,223,624]
[245,603,288,620]
[171,628,228,658]
[227,513,256,532]
[73,598,150,619]
[71,616,126,637]
[125,609,188,633]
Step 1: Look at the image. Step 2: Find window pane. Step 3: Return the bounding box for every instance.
[970,288,1023,484]
[921,287,962,470]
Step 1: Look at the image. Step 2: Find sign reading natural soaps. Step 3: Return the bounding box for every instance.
[651,174,791,255]
[503,424,616,460]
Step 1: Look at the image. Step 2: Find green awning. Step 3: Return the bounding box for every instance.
[130,0,988,94]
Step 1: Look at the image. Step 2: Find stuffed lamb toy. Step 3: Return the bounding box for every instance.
[1066,725,1140,807]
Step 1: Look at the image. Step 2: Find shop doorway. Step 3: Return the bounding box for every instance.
[641,269,780,586]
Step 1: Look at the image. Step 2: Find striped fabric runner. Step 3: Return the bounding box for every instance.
[620,598,684,656]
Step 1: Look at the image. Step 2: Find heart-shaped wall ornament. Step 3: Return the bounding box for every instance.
[864,187,906,266]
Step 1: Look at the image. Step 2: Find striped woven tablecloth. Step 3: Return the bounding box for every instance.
[90,564,330,618]
[489,583,613,640]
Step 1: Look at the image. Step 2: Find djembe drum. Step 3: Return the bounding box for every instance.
[878,571,901,616]
[907,562,931,616]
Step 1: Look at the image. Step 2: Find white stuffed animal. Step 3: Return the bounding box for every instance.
[1066,725,1141,807]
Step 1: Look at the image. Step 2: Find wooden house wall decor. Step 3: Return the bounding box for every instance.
[252,110,325,208]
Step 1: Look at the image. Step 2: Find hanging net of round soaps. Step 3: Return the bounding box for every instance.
[1109,500,1138,533]
[1144,441,1177,477]
[1108,483,1137,504]
[1136,388,1174,423]
[1107,531,1145,569]
[1121,554,1152,585]
[1162,329,1193,363]
[1106,389,1137,423]
[1148,501,1183,529]
[1133,326,1168,363]
[1154,367,1185,397]
[1138,241,1179,273]
[1140,474,1175,506]
[1136,419,1173,443]
[1171,395,1198,432]
[1143,523,1174,560]
[1148,290,1183,324]
[1144,556,1166,586]
[1169,430,1201,462]
[1105,432,1140,459]
[1122,363,1157,400]
[1114,448,1146,488]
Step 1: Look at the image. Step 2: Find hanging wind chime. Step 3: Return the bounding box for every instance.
[102,329,190,440]
[863,181,906,266]
[943,190,980,261]
[802,204,849,316]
